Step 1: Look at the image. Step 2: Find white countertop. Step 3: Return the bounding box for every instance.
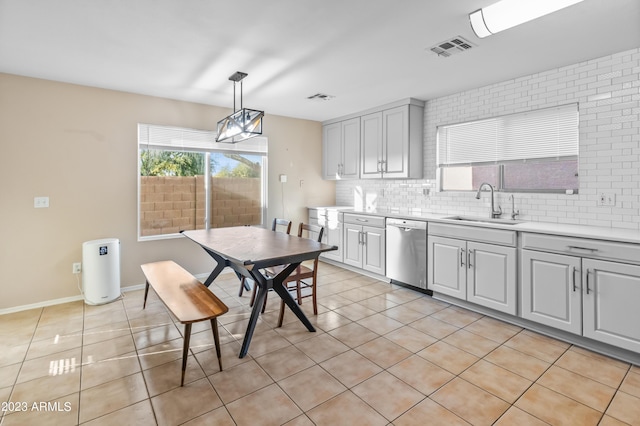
[309,206,640,244]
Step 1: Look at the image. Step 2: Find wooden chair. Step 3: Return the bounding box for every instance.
[265,223,324,327]
[238,218,292,300]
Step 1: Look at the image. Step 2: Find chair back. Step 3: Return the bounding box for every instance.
[298,223,324,243]
[272,218,292,234]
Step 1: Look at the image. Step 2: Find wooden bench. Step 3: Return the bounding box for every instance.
[141,260,228,386]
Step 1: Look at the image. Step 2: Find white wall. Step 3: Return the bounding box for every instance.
[337,48,639,230]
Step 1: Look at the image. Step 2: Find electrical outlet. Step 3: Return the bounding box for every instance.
[598,192,616,206]
[34,196,49,208]
[72,262,82,274]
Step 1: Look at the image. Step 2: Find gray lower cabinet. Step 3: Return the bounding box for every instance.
[521,249,582,334]
[309,208,344,263]
[521,233,640,353]
[428,223,517,315]
[343,214,385,276]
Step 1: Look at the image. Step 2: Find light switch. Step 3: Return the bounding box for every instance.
[34,196,49,208]
[279,174,287,183]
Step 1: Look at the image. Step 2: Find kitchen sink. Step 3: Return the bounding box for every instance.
[444,215,523,225]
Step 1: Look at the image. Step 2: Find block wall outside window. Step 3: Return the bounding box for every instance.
[140,176,261,237]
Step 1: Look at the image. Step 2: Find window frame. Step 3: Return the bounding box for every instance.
[137,124,268,242]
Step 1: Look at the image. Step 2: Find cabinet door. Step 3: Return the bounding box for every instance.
[341,117,361,179]
[582,259,640,353]
[521,250,582,334]
[467,242,517,315]
[322,122,342,180]
[382,105,409,178]
[343,224,363,268]
[363,226,385,276]
[360,112,383,178]
[323,221,343,263]
[428,236,466,299]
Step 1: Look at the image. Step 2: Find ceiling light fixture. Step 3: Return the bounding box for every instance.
[216,71,264,143]
[469,0,584,39]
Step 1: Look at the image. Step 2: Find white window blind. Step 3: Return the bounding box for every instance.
[138,124,268,154]
[437,104,578,166]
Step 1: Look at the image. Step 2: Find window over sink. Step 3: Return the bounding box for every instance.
[436,104,579,193]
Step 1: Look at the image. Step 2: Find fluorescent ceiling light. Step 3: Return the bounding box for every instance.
[470,0,585,38]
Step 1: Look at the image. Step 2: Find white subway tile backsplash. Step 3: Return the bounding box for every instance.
[335,48,640,230]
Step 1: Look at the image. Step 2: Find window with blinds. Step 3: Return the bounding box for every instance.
[137,124,268,240]
[436,104,579,193]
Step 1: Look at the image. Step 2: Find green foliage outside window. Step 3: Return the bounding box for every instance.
[140,150,204,176]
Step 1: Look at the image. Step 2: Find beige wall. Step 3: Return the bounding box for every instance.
[0,73,335,310]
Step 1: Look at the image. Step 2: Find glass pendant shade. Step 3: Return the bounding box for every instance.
[216,71,264,143]
[216,107,264,143]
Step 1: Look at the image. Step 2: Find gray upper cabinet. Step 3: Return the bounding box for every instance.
[322,98,424,180]
[322,117,360,180]
[361,104,423,179]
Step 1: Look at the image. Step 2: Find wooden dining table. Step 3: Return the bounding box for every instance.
[181,226,337,358]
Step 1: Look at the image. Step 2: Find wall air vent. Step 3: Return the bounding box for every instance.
[307,93,335,101]
[429,36,475,58]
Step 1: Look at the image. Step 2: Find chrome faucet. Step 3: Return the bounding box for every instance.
[509,194,520,220]
[475,182,502,218]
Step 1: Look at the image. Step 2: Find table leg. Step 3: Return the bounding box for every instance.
[272,278,316,332]
[202,255,226,287]
[239,272,268,358]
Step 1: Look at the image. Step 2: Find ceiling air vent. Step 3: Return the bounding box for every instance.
[429,36,475,58]
[307,93,335,101]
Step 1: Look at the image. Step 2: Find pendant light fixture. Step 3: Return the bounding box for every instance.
[469,0,584,39]
[216,71,264,143]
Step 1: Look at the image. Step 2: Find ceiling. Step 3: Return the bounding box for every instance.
[1,0,639,122]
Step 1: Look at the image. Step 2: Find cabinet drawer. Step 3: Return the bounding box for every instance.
[308,208,318,220]
[521,233,640,265]
[428,223,516,246]
[344,214,385,228]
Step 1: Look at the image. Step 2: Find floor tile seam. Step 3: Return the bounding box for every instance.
[480,350,550,383]
[515,380,608,422]
[421,396,475,425]
[456,363,533,406]
[121,299,158,426]
[592,365,638,424]
[348,376,427,424]
[8,307,44,395]
[205,366,276,408]
[502,330,571,365]
[382,358,454,399]
[433,375,513,424]
[546,362,623,393]
[273,363,349,414]
[459,319,522,345]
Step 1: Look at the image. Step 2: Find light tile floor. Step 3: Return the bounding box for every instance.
[1,262,639,425]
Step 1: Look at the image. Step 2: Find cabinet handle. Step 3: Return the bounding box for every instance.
[468,249,473,269]
[567,245,598,253]
[358,231,363,245]
[460,248,465,267]
[586,269,591,295]
[572,266,577,292]
[363,232,367,246]
[356,218,369,222]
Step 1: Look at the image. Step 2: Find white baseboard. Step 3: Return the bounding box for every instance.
[0,283,146,316]
[0,271,231,316]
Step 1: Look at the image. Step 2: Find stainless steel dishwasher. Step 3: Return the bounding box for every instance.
[385,218,428,291]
